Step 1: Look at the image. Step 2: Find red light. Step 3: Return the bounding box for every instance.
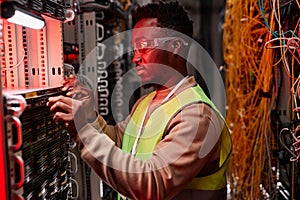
[66,54,78,62]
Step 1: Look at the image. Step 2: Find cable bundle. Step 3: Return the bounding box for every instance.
[223,0,278,199]
[224,0,300,197]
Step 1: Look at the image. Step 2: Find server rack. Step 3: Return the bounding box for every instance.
[0,1,82,199]
[1,0,136,199]
[2,87,78,200]
[0,17,10,200]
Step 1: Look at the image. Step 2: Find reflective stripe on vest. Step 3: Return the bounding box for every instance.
[122,85,232,191]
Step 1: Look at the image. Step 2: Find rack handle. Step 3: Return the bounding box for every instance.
[68,152,78,174]
[12,155,24,190]
[5,116,22,151]
[70,177,79,199]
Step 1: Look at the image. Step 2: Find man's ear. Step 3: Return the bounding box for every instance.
[171,40,182,54]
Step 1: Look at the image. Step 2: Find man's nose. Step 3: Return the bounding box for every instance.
[132,53,142,64]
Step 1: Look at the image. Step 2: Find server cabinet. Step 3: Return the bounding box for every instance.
[0,74,9,200]
[2,87,78,200]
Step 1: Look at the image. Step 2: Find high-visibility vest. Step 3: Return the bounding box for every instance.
[120,85,232,199]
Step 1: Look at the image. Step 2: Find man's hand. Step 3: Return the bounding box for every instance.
[61,74,77,94]
[47,95,87,137]
[61,74,98,123]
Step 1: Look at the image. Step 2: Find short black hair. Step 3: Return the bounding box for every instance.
[134,1,194,38]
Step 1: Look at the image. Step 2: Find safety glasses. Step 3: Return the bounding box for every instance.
[132,37,188,55]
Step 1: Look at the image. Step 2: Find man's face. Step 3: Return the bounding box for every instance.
[132,18,173,87]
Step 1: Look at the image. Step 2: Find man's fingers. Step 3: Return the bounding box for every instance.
[61,75,76,91]
[66,90,74,97]
[53,112,73,123]
[51,102,72,114]
[65,89,88,99]
[68,74,76,79]
[48,95,72,105]
[62,83,75,92]
[71,88,90,99]
[47,96,73,114]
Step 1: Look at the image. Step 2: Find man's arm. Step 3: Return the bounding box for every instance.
[74,103,223,199]
[89,96,145,147]
[90,114,128,148]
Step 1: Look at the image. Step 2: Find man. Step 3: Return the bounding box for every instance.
[47,1,232,199]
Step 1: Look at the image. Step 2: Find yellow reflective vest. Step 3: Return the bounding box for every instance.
[121,84,232,195]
